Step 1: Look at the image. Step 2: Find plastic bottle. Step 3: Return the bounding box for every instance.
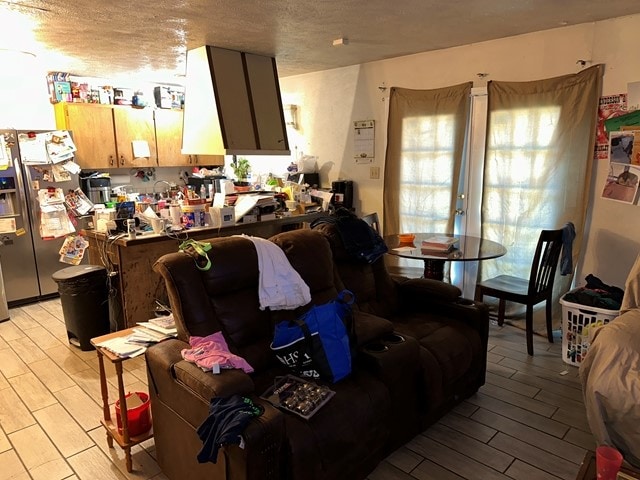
[169,204,181,226]
[126,218,136,240]
[200,185,206,200]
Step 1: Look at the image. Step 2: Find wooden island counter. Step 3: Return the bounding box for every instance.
[86,212,325,329]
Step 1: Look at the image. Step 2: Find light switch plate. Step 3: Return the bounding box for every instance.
[370,166,380,179]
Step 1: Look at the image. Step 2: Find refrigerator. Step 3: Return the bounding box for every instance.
[0,129,84,307]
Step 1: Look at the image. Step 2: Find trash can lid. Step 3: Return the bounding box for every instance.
[52,265,107,282]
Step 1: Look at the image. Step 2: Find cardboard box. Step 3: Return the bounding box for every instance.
[210,206,235,227]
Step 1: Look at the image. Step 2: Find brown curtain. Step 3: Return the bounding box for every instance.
[383,83,472,236]
[481,64,604,329]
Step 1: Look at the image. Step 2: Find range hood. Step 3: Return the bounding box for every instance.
[181,46,290,156]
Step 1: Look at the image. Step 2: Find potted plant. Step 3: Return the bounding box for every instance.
[230,157,251,190]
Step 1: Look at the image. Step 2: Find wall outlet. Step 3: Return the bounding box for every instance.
[370,166,380,179]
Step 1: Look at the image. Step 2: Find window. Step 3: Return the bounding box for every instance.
[399,114,456,234]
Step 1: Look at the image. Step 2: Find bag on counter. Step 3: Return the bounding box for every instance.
[270,290,354,383]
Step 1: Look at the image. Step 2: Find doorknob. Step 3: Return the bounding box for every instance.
[455,209,465,216]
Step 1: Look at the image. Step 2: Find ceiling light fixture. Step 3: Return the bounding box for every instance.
[332,37,349,47]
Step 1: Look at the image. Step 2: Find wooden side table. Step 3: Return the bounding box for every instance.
[91,328,153,472]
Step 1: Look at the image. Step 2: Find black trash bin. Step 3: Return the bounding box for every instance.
[52,265,110,351]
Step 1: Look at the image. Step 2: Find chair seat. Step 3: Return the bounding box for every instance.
[478,275,530,297]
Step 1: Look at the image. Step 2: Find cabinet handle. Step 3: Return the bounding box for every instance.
[188,155,193,164]
[120,155,125,166]
[109,155,114,166]
[194,155,198,165]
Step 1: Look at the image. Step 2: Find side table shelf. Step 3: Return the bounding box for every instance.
[91,328,153,473]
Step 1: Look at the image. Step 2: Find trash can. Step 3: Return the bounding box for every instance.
[52,265,110,351]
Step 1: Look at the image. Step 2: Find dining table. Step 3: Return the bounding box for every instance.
[384,233,507,281]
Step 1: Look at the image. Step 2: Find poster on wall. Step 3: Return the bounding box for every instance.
[595,93,627,160]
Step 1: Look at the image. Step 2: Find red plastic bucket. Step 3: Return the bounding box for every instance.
[115,391,151,436]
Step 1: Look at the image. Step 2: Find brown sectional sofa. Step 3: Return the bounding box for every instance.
[146,228,489,480]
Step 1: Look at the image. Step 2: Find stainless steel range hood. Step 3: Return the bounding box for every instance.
[181,46,290,156]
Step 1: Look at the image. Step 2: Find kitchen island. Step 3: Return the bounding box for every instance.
[86,212,325,329]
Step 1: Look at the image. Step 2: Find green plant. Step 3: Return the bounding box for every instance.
[231,157,251,182]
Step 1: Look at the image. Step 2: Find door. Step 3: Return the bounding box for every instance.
[21,161,79,297]
[113,107,157,168]
[454,88,488,298]
[55,103,118,169]
[0,130,40,304]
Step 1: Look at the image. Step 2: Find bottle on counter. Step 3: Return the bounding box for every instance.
[200,185,206,200]
[126,218,136,240]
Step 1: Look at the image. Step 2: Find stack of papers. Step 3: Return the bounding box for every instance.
[96,337,147,358]
[421,236,459,253]
[97,315,177,358]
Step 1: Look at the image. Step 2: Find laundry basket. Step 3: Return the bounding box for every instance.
[559,296,619,366]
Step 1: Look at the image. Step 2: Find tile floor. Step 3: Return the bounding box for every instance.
[0,299,592,480]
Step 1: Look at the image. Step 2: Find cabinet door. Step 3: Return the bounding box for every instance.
[245,53,289,152]
[155,109,224,166]
[155,109,190,166]
[113,107,157,168]
[56,103,117,168]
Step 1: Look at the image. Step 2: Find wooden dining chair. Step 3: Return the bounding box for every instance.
[474,228,564,355]
[361,212,380,233]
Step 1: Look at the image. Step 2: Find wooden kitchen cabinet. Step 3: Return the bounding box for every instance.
[113,107,157,168]
[54,103,118,168]
[155,108,223,166]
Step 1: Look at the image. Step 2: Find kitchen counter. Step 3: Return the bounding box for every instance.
[86,211,326,328]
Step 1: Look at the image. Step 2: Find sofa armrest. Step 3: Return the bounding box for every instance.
[146,339,287,480]
[146,339,255,402]
[353,310,395,347]
[396,278,489,334]
[395,277,462,302]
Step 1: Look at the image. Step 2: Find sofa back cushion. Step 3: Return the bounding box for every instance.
[312,222,401,318]
[269,229,340,323]
[154,236,275,373]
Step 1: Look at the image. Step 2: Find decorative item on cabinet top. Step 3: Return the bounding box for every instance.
[53,103,223,168]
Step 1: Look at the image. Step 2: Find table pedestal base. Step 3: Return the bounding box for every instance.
[423,259,446,280]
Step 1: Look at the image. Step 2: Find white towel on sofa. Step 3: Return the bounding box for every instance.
[240,235,311,310]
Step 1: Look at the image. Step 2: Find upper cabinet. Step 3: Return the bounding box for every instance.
[155,109,223,167]
[54,103,118,169]
[112,107,157,168]
[182,46,290,156]
[55,103,223,168]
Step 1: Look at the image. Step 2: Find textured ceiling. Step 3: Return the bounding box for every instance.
[3,0,640,83]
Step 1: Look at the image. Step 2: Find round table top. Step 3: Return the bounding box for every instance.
[384,233,507,262]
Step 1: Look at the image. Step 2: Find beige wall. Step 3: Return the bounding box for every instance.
[280,14,640,290]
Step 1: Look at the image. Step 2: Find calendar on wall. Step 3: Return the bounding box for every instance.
[354,120,374,163]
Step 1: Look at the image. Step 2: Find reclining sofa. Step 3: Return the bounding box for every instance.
[146,228,489,480]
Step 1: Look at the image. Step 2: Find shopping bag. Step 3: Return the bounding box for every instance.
[270,290,354,383]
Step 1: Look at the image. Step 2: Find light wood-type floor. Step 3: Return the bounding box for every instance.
[0,299,592,480]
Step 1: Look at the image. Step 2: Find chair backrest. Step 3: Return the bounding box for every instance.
[528,228,564,297]
[361,212,380,233]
